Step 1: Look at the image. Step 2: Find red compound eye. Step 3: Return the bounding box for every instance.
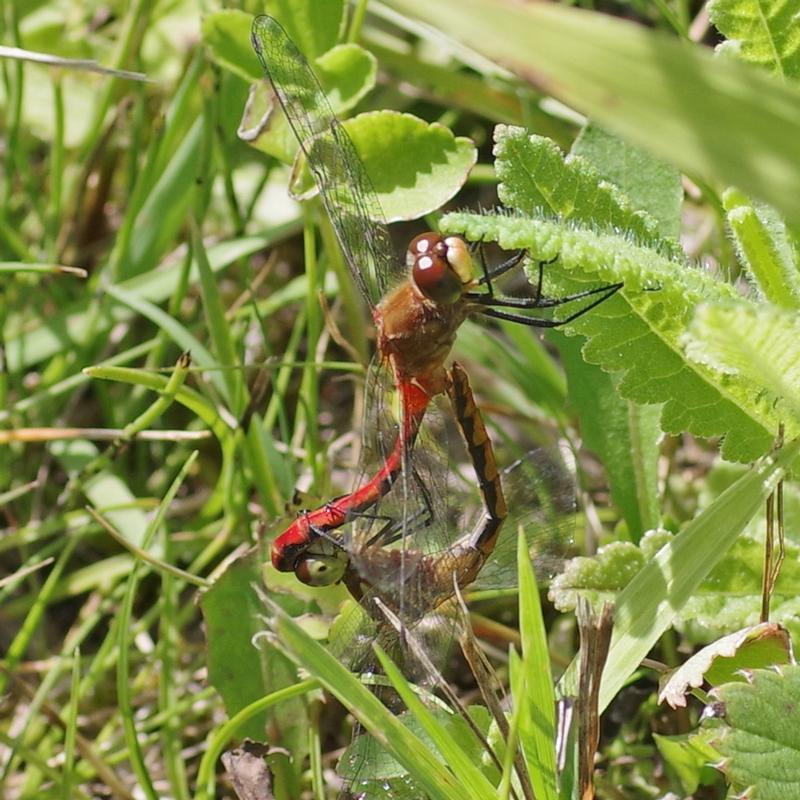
[408,233,462,303]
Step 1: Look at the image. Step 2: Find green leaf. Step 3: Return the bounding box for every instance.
[721,188,800,309]
[557,124,673,536]
[683,301,800,427]
[295,111,476,222]
[243,44,377,163]
[374,647,497,800]
[494,126,682,258]
[203,10,262,83]
[515,527,558,800]
[560,337,662,536]
[660,623,794,708]
[557,438,798,711]
[705,665,800,798]
[572,124,683,240]
[269,607,467,800]
[390,0,800,226]
[653,730,721,795]
[192,227,241,411]
[441,207,777,462]
[442,125,793,462]
[265,0,345,59]
[315,44,378,115]
[709,0,800,79]
[125,118,204,278]
[553,523,800,641]
[201,551,307,750]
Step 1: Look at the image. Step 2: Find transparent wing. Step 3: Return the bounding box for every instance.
[472,447,576,591]
[251,15,399,306]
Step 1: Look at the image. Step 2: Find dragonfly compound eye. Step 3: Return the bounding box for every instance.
[295,553,347,586]
[408,232,472,304]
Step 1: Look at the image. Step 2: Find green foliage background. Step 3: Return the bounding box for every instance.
[2,0,800,798]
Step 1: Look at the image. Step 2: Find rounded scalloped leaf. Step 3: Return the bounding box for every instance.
[704,665,800,798]
[315,44,377,116]
[342,111,477,222]
[241,42,377,165]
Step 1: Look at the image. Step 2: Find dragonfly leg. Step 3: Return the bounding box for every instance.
[445,362,508,572]
[478,281,622,327]
[467,278,622,309]
[475,242,528,296]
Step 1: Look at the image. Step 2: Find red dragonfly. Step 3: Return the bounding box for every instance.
[251,15,618,582]
[305,362,575,796]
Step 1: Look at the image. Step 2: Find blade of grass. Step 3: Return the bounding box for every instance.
[270,607,467,800]
[374,644,498,799]
[516,525,559,800]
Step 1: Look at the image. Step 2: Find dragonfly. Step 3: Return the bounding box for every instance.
[310,365,575,797]
[250,14,621,585]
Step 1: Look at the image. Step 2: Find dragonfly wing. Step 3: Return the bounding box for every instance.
[471,447,577,591]
[251,15,399,307]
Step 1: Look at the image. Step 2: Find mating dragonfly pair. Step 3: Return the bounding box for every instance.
[251,12,620,794]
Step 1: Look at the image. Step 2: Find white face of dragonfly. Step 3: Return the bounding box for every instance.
[406,233,474,304]
[294,538,348,586]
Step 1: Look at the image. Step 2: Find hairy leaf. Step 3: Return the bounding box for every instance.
[560,124,672,536]
[684,301,800,427]
[705,665,800,798]
[441,128,791,460]
[722,189,800,309]
[494,126,682,259]
[709,0,800,79]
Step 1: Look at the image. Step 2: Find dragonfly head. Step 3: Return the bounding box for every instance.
[407,233,473,304]
[294,541,348,586]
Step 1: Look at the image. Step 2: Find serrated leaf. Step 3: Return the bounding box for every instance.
[203,10,263,82]
[294,111,476,222]
[660,623,794,709]
[705,665,800,798]
[572,123,683,239]
[441,206,781,461]
[709,0,800,79]
[557,125,672,536]
[683,301,800,426]
[554,525,800,640]
[444,125,798,462]
[494,126,682,258]
[556,438,798,710]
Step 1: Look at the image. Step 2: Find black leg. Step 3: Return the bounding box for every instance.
[477,249,527,290]
[466,280,623,309]
[479,282,622,328]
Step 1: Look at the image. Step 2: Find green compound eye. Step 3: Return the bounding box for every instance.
[295,553,347,586]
